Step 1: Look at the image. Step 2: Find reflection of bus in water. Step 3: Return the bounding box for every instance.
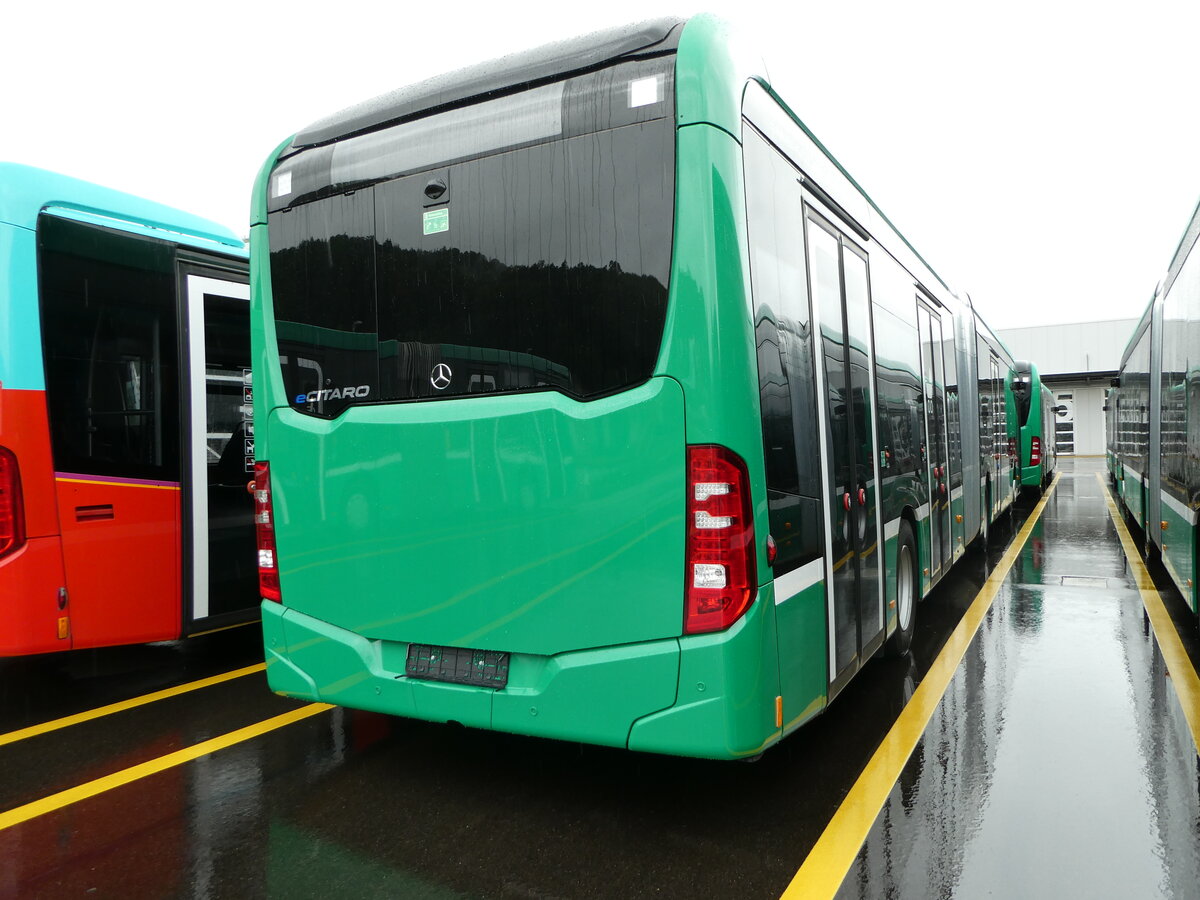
[278,324,570,416]
[1011,359,1057,494]
[0,164,259,656]
[251,16,1020,758]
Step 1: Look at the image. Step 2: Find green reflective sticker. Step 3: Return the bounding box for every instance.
[423,208,449,235]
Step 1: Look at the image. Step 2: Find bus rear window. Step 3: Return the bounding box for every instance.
[1013,371,1033,426]
[269,62,675,417]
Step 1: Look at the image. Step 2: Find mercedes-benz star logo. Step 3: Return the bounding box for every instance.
[430,363,453,391]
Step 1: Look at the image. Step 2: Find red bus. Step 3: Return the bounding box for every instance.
[0,164,258,655]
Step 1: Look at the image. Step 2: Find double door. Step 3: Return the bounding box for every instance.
[806,213,884,695]
[917,301,952,579]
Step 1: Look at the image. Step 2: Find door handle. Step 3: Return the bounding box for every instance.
[843,492,851,512]
[857,488,866,506]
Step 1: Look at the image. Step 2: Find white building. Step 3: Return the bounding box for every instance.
[996,318,1138,456]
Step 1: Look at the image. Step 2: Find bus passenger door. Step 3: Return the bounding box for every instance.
[918,302,951,579]
[807,214,884,697]
[991,356,1006,507]
[183,270,257,630]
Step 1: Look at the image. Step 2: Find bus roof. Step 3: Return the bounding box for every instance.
[0,163,244,255]
[259,16,977,329]
[287,18,685,152]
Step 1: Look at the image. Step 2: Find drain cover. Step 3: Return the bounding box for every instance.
[1060,575,1109,588]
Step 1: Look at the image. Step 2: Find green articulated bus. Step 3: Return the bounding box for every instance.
[249,16,1020,759]
[1012,360,1057,494]
[1110,193,1200,625]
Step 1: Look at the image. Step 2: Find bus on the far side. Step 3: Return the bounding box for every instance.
[0,164,259,656]
[1012,360,1057,495]
[1110,191,1200,626]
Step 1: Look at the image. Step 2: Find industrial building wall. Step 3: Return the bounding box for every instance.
[997,319,1138,376]
[998,319,1137,458]
[1044,382,1108,456]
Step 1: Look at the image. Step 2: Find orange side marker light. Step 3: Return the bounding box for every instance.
[775,695,783,729]
[57,617,69,640]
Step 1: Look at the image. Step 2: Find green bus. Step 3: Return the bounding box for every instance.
[1111,193,1200,622]
[249,16,1019,759]
[1012,360,1057,494]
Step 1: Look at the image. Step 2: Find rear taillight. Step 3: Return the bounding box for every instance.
[1030,436,1042,466]
[0,447,25,560]
[254,461,281,603]
[685,445,757,634]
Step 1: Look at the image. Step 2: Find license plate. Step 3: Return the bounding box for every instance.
[404,643,510,689]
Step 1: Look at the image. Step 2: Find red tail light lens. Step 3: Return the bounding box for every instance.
[254,461,281,602]
[0,447,25,560]
[1030,436,1042,466]
[685,445,757,634]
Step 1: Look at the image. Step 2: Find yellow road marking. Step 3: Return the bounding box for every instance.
[0,703,331,832]
[187,620,258,639]
[0,663,266,748]
[781,473,1060,899]
[55,477,180,491]
[1097,472,1200,755]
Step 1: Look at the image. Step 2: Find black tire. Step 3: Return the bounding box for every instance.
[885,520,918,657]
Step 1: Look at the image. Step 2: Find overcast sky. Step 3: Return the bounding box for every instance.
[6,1,1199,332]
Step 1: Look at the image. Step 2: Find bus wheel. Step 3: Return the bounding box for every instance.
[886,521,917,657]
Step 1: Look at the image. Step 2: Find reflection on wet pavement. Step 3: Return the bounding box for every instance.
[840,458,1200,899]
[2,460,1198,899]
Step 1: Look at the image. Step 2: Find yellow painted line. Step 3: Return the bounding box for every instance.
[0,663,266,748]
[832,551,855,573]
[1097,472,1200,755]
[0,702,331,832]
[782,472,1061,900]
[55,477,180,491]
[187,619,258,639]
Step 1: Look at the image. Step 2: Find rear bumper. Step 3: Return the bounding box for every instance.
[0,537,69,656]
[262,592,781,759]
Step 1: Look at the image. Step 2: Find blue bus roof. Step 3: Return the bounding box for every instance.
[0,164,246,391]
[0,163,245,255]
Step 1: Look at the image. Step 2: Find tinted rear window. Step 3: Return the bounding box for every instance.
[269,59,675,417]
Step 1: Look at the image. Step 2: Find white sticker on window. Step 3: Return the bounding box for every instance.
[272,171,292,198]
[629,75,662,109]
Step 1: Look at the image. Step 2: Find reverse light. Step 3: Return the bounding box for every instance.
[0,447,25,560]
[1030,436,1042,467]
[685,445,757,634]
[254,462,282,602]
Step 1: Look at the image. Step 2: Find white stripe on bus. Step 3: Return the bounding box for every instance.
[774,558,826,605]
[1159,487,1199,526]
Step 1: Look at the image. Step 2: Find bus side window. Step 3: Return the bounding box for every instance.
[743,126,823,573]
[38,216,180,481]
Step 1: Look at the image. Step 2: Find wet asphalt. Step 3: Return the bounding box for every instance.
[841,457,1200,899]
[1,457,1197,899]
